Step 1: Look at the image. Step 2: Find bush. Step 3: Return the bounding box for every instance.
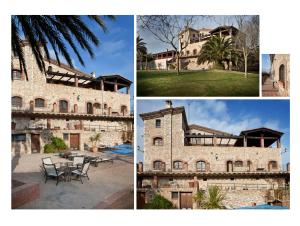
[44,143,56,153]
[43,136,67,153]
[144,194,173,209]
[51,137,67,150]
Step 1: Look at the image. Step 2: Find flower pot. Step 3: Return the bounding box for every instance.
[92,146,98,153]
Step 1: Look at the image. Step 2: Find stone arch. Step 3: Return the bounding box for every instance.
[279,64,285,87]
[153,160,165,171]
[173,160,184,170]
[153,136,163,146]
[226,160,233,172]
[121,105,128,116]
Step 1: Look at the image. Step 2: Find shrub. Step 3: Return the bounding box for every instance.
[44,143,56,153]
[51,137,67,150]
[144,194,173,209]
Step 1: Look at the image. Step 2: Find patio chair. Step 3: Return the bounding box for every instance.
[73,156,84,169]
[90,157,113,167]
[42,157,60,168]
[71,162,90,184]
[43,163,65,185]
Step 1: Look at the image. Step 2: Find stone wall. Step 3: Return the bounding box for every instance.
[143,111,282,172]
[271,54,290,96]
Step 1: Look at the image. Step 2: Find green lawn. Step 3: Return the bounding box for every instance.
[137,70,259,97]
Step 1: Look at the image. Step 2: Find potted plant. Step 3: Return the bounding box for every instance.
[89,133,101,153]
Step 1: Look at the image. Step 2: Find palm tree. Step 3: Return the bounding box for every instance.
[198,35,237,70]
[203,186,225,209]
[12,15,115,80]
[194,190,206,208]
[136,36,147,70]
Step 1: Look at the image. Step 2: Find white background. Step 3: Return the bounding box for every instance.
[0,0,298,226]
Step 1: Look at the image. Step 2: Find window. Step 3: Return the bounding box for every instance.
[193,49,197,55]
[196,161,206,172]
[153,137,163,146]
[12,70,22,80]
[35,98,45,108]
[104,103,108,109]
[12,96,22,108]
[234,161,243,167]
[171,192,179,199]
[173,161,183,170]
[186,50,190,56]
[59,100,68,113]
[12,134,26,142]
[153,160,163,170]
[63,133,69,140]
[268,161,278,171]
[87,102,93,114]
[94,103,101,109]
[155,119,161,128]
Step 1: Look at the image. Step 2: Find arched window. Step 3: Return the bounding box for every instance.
[94,103,101,109]
[48,66,53,72]
[12,96,22,108]
[121,105,127,116]
[234,160,243,167]
[104,103,108,109]
[153,137,163,146]
[59,100,68,113]
[34,98,45,108]
[12,69,22,80]
[193,49,197,55]
[227,161,233,172]
[173,161,183,170]
[268,161,278,171]
[196,161,206,172]
[279,64,285,87]
[87,102,93,114]
[153,160,163,170]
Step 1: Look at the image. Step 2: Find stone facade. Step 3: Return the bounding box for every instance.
[270,54,290,96]
[137,101,289,209]
[12,43,133,155]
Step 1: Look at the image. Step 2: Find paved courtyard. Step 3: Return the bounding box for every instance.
[12,152,134,209]
[262,77,280,97]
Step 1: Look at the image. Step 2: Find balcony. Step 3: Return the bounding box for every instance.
[11,106,133,121]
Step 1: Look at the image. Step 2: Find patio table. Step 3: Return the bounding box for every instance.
[58,162,76,182]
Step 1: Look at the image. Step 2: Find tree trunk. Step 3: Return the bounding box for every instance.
[139,56,143,70]
[176,54,180,75]
[243,49,248,78]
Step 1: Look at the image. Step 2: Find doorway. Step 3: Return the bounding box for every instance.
[70,133,80,150]
[180,192,193,209]
[31,134,40,153]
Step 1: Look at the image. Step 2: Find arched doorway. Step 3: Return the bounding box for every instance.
[279,64,285,87]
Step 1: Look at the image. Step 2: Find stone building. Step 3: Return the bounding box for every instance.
[270,54,290,96]
[137,101,289,209]
[178,26,239,70]
[144,50,176,70]
[11,41,133,156]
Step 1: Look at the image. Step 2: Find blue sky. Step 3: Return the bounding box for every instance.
[49,15,134,110]
[262,54,271,73]
[136,100,290,168]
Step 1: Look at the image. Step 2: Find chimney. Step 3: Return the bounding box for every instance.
[165,100,173,108]
[91,72,96,78]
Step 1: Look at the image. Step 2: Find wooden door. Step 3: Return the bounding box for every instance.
[137,192,146,209]
[31,134,40,153]
[180,192,193,209]
[70,134,80,150]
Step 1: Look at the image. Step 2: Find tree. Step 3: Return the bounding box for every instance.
[203,186,225,209]
[11,15,115,80]
[194,186,225,209]
[136,35,147,70]
[234,15,259,78]
[89,133,101,153]
[144,194,173,209]
[138,15,198,75]
[197,35,238,70]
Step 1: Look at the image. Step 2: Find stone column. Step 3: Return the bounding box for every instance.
[138,162,143,173]
[100,79,104,91]
[243,136,247,147]
[114,80,118,92]
[47,119,51,129]
[74,75,78,87]
[260,134,264,148]
[153,175,158,189]
[277,138,281,148]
